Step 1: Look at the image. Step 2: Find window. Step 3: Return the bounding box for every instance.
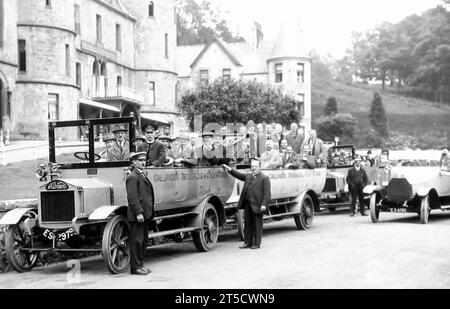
[65,44,70,77]
[18,40,26,72]
[96,14,102,43]
[74,4,81,35]
[297,63,304,83]
[48,94,59,120]
[116,24,122,51]
[200,70,209,87]
[45,0,51,8]
[149,81,155,105]
[275,63,282,83]
[222,68,231,80]
[296,93,305,117]
[6,91,11,118]
[100,62,107,97]
[0,0,4,48]
[165,33,169,59]
[92,60,99,96]
[76,62,81,88]
[148,1,154,17]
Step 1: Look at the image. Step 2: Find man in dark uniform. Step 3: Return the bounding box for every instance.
[222,159,271,249]
[138,125,166,167]
[126,152,154,275]
[346,155,369,216]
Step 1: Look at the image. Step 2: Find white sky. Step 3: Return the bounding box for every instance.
[208,0,443,58]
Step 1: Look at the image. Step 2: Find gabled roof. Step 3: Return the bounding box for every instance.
[189,37,242,68]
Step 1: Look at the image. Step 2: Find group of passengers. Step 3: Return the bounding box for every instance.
[99,121,329,170]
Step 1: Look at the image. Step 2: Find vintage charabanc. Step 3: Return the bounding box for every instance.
[364,165,450,224]
[0,116,328,274]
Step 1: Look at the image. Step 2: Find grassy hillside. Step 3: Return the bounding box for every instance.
[311,78,450,149]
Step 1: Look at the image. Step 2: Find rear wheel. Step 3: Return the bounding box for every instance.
[369,193,380,223]
[4,213,39,272]
[193,203,219,252]
[102,215,130,274]
[420,195,430,224]
[294,194,314,230]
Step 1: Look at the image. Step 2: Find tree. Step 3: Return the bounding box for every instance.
[369,92,389,138]
[176,0,245,45]
[316,113,357,143]
[324,97,338,116]
[179,79,301,129]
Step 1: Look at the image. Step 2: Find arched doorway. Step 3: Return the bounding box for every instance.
[0,79,3,129]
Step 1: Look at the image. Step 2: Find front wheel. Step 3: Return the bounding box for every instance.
[4,213,39,272]
[294,194,314,230]
[102,215,131,274]
[420,195,430,224]
[193,203,219,252]
[369,193,380,223]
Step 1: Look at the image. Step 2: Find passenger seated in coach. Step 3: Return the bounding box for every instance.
[159,136,175,166]
[260,140,282,169]
[281,146,300,169]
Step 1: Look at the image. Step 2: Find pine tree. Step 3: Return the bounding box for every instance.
[369,92,389,138]
[324,97,338,116]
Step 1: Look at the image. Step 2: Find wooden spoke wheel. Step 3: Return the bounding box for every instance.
[102,215,131,274]
[5,214,39,272]
[370,193,380,223]
[420,195,431,224]
[294,194,314,230]
[193,203,219,252]
[236,209,245,241]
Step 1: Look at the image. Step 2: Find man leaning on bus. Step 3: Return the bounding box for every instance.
[222,159,271,249]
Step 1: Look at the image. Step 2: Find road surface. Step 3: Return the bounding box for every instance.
[1,209,450,289]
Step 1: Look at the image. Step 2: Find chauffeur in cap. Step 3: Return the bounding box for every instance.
[126,152,154,275]
[346,155,369,217]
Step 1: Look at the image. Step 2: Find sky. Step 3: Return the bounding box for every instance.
[207,0,443,59]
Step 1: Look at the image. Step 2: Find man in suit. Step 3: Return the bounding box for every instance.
[138,125,166,167]
[126,152,154,275]
[284,123,304,154]
[302,129,326,165]
[222,158,271,249]
[197,132,220,166]
[107,125,130,161]
[260,140,282,169]
[282,146,300,169]
[256,123,267,157]
[271,124,284,151]
[346,155,369,217]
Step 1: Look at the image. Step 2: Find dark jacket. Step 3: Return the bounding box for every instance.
[284,131,304,154]
[229,169,271,214]
[282,152,300,169]
[139,140,166,167]
[346,166,368,189]
[125,167,154,222]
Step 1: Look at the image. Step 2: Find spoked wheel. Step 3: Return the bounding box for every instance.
[420,195,431,224]
[236,209,245,241]
[370,193,381,223]
[5,214,39,272]
[102,215,131,274]
[294,194,314,230]
[193,203,219,252]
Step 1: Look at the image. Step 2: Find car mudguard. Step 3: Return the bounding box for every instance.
[417,187,432,198]
[88,205,127,221]
[363,185,384,195]
[0,207,37,226]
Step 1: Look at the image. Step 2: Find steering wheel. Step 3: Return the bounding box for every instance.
[74,151,101,161]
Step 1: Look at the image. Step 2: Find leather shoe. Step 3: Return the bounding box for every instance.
[251,245,260,249]
[239,243,251,249]
[350,213,355,217]
[131,268,149,275]
[361,213,369,216]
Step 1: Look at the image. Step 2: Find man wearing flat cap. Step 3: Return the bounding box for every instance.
[138,124,166,167]
[346,155,368,217]
[126,152,154,275]
[100,133,116,161]
[108,124,130,161]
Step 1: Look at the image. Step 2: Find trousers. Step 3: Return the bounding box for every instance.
[244,203,263,246]
[350,183,366,214]
[129,220,149,270]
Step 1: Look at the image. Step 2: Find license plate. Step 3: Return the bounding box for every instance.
[388,208,407,213]
[43,228,75,242]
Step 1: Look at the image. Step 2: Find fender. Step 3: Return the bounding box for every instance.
[186,195,222,228]
[291,189,315,214]
[363,185,383,195]
[417,187,432,198]
[0,207,37,225]
[88,205,127,221]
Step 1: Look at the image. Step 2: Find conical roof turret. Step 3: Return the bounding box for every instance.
[269,21,309,60]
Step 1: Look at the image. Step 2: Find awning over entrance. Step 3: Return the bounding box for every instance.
[140,113,171,126]
[79,98,121,113]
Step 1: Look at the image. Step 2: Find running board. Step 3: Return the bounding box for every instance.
[265,212,298,219]
[147,226,201,239]
[152,211,199,221]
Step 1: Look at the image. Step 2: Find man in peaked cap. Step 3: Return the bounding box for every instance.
[346,154,369,217]
[139,124,165,167]
[126,152,153,275]
[108,124,130,161]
